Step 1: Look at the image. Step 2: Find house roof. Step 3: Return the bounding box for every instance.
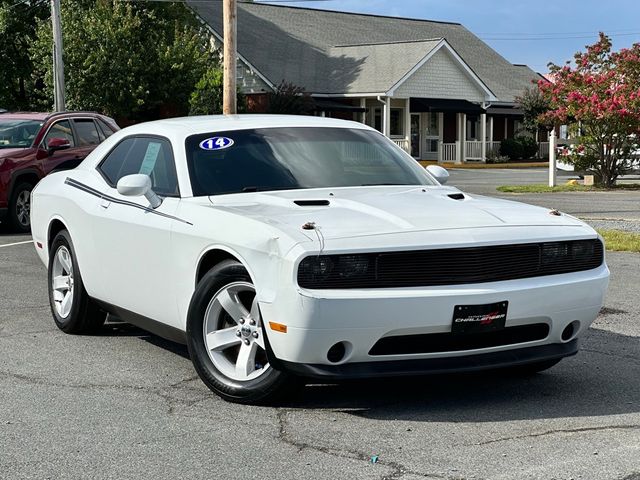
[189,2,540,102]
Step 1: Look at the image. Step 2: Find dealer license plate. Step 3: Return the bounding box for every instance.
[451,301,508,334]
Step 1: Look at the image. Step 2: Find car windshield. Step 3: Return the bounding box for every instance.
[0,119,43,148]
[185,127,437,196]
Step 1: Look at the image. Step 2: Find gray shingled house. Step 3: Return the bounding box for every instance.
[188,2,546,163]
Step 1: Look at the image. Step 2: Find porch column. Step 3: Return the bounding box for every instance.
[438,112,444,163]
[461,113,467,163]
[405,98,411,148]
[455,113,461,163]
[504,117,508,139]
[480,113,487,162]
[488,116,494,143]
[360,98,366,124]
[382,97,391,137]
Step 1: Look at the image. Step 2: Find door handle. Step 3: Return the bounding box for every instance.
[100,198,111,209]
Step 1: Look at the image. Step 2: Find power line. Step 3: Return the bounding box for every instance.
[481,32,640,41]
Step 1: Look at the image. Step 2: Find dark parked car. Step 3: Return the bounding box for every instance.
[0,111,119,232]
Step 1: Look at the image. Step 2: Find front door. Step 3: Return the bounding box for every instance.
[91,135,182,328]
[410,114,421,158]
[424,113,440,161]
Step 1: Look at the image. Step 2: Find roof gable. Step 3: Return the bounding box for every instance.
[188,2,539,102]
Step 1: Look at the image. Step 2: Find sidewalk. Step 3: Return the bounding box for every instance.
[419,160,549,169]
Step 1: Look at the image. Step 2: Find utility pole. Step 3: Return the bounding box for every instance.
[51,0,65,111]
[222,0,237,115]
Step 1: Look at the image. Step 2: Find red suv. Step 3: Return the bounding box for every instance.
[0,111,119,232]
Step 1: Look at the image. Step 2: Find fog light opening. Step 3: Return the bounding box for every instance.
[561,321,580,342]
[327,342,349,363]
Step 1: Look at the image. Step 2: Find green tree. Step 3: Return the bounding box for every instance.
[266,81,314,115]
[539,33,640,187]
[29,0,217,122]
[516,86,551,136]
[188,67,246,115]
[0,0,49,110]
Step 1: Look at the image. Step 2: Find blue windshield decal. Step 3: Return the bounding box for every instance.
[199,137,234,151]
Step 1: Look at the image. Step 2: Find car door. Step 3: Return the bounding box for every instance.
[70,118,104,160]
[92,135,183,328]
[40,119,86,173]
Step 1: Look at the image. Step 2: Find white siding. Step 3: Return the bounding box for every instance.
[394,48,486,101]
[237,61,272,94]
[211,36,272,94]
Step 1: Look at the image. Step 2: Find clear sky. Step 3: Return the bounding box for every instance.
[261,0,640,73]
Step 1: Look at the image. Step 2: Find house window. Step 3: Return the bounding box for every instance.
[389,108,404,137]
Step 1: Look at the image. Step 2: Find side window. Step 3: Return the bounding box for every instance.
[98,136,179,197]
[73,119,101,146]
[96,118,115,138]
[43,120,75,148]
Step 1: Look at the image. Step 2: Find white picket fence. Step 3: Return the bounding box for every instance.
[441,142,457,162]
[392,138,410,153]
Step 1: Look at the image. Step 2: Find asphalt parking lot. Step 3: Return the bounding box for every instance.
[1,170,639,480]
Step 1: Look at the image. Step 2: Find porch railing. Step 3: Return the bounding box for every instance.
[487,141,501,154]
[441,142,457,162]
[392,138,410,153]
[465,141,483,161]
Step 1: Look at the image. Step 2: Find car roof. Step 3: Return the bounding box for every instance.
[119,114,375,137]
[0,111,108,122]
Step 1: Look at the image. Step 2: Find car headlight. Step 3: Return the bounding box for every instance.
[541,240,597,265]
[298,254,372,287]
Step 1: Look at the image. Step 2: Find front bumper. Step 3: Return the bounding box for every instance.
[280,340,578,379]
[260,264,609,371]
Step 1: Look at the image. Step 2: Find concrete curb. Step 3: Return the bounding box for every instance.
[419,160,548,169]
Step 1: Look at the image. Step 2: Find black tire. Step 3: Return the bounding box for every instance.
[187,260,294,404]
[507,358,562,375]
[8,181,34,233]
[48,230,105,334]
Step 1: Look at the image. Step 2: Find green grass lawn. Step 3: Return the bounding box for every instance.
[497,184,640,193]
[597,229,640,253]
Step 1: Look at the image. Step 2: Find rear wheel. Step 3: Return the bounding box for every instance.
[48,230,105,333]
[8,182,33,233]
[187,260,293,404]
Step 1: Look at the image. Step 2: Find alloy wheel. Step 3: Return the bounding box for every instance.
[203,282,270,382]
[15,190,30,227]
[51,246,75,318]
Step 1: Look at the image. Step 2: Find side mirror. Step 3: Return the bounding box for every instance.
[47,137,71,155]
[116,174,162,209]
[426,165,449,184]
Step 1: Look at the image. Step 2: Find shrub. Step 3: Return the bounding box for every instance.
[517,136,538,159]
[500,138,523,160]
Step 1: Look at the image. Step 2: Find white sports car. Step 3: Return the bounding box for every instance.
[31,115,609,404]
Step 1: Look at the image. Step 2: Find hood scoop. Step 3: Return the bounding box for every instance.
[447,193,465,201]
[294,199,330,207]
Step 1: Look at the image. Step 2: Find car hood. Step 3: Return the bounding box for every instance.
[0,148,27,159]
[207,186,590,241]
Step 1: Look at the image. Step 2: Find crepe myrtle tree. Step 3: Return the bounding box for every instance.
[539,33,640,187]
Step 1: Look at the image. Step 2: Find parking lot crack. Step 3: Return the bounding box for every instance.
[276,409,446,480]
[468,424,640,446]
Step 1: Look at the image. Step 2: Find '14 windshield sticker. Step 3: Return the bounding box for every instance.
[199,137,234,151]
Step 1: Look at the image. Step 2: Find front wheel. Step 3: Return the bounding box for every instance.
[48,230,105,333]
[187,260,293,404]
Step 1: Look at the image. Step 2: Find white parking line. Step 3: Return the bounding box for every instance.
[0,240,33,248]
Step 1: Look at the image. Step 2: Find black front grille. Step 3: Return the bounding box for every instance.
[369,323,550,355]
[297,239,603,289]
